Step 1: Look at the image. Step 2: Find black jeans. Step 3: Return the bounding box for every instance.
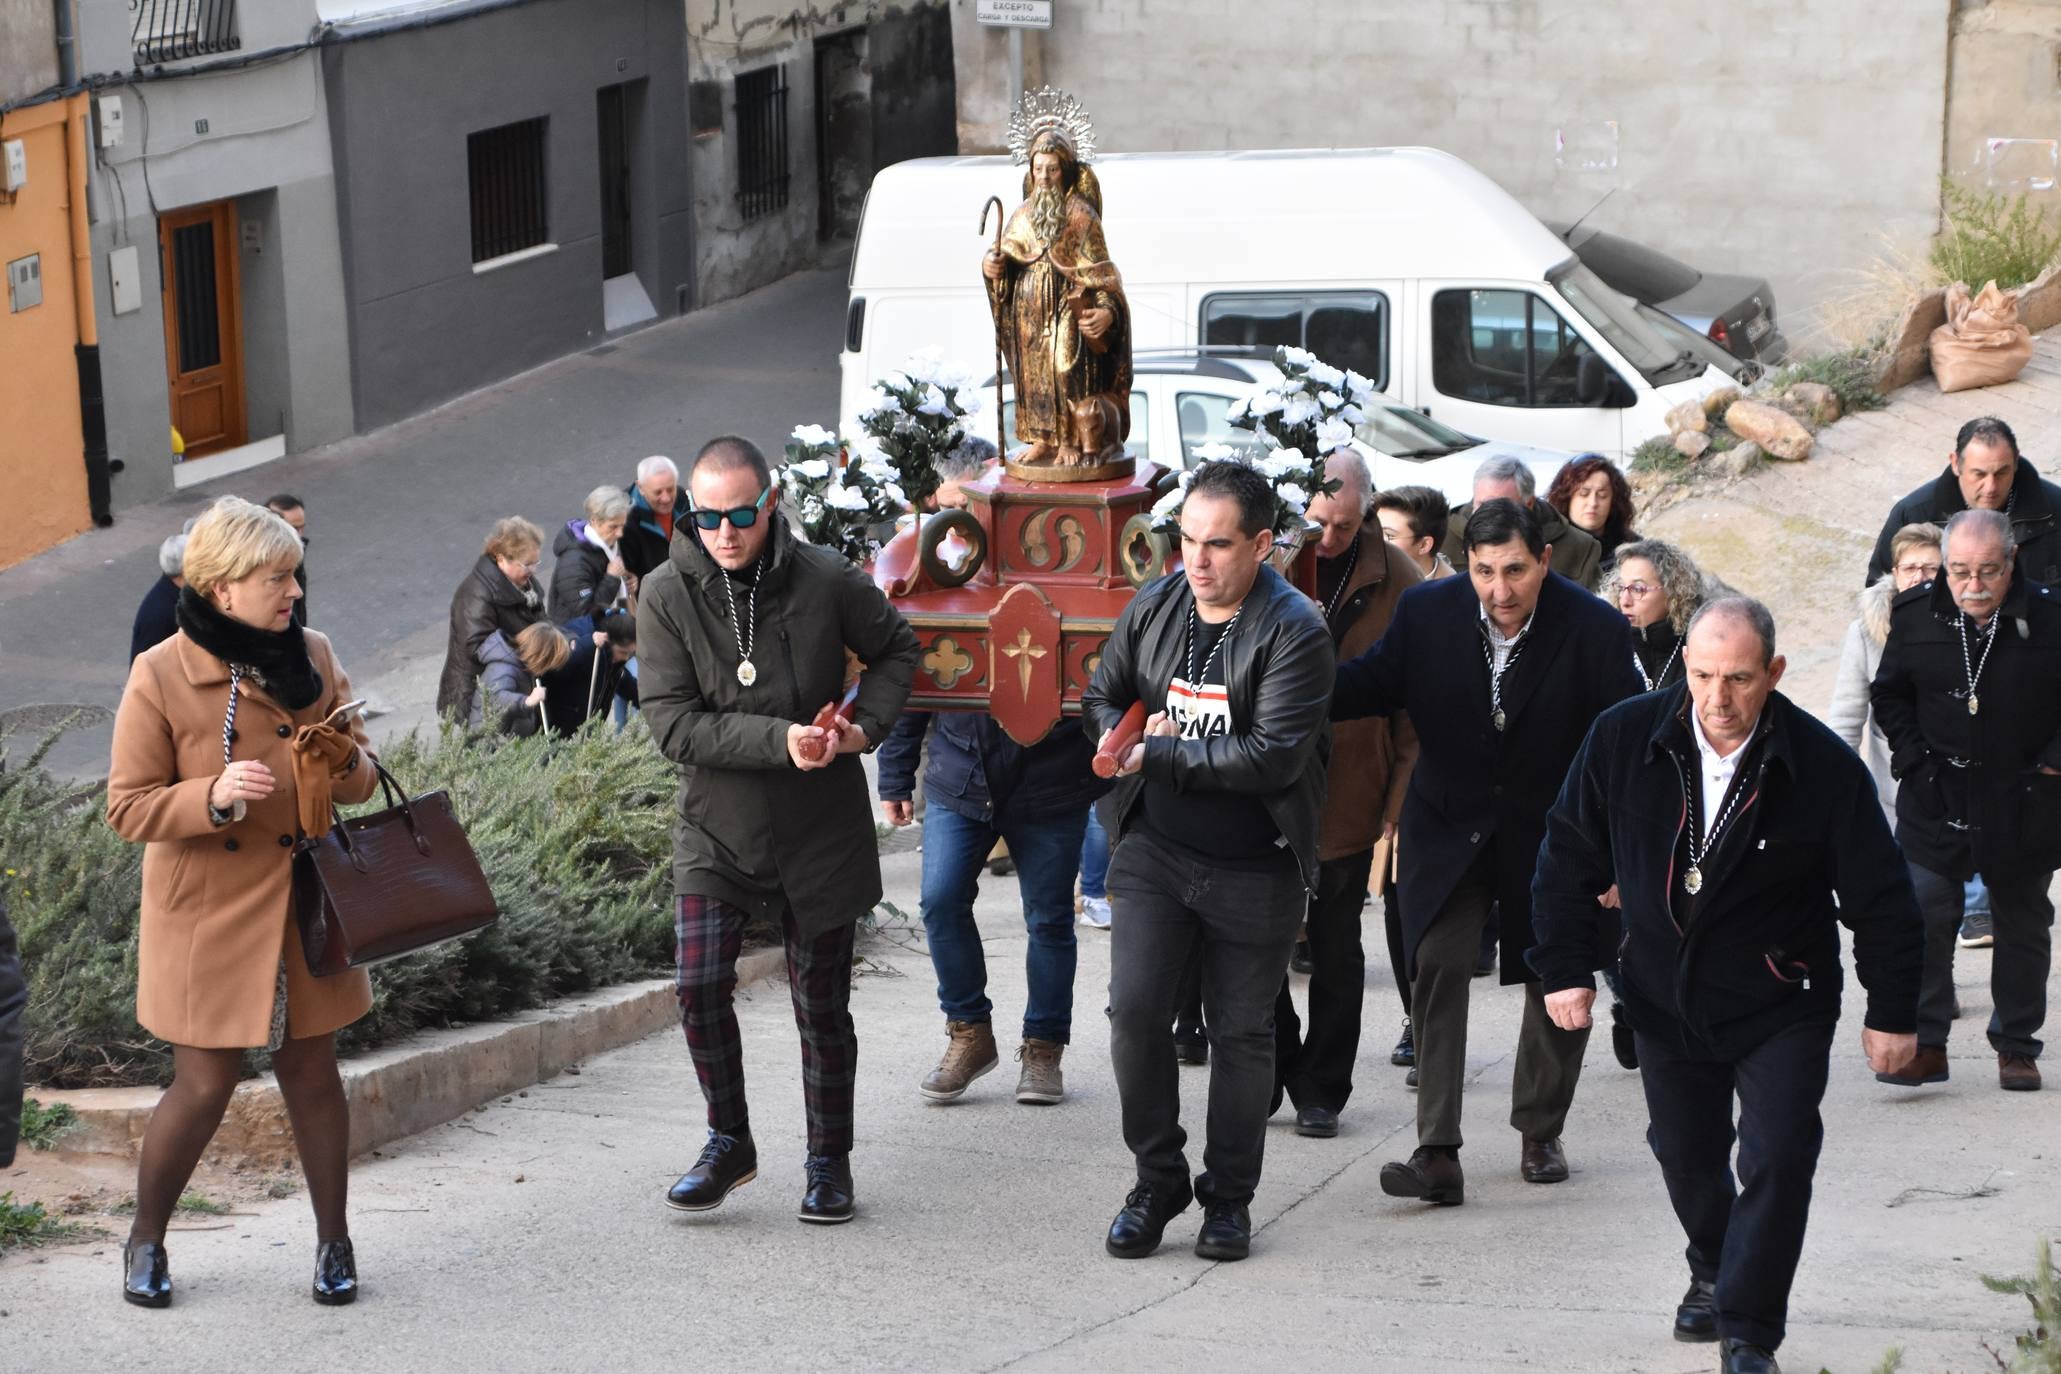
[1275,847,1373,1111]
[1107,836,1305,1206]
[1636,1015,1836,1354]
[1908,862,2052,1057]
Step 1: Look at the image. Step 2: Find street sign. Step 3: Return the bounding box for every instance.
[977,0,1052,28]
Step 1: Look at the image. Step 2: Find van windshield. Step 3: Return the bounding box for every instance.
[1549,261,1692,383]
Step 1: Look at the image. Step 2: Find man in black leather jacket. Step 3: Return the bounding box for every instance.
[1084,460,1333,1264]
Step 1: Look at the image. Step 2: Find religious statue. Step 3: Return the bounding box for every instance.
[981,88,1133,474]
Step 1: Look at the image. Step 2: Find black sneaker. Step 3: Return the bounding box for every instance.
[1391,1018,1415,1067]
[798,1153,855,1224]
[1173,1026,1209,1066]
[1194,1201,1252,1261]
[1959,911,1995,948]
[665,1130,757,1212]
[1106,1179,1193,1258]
[1611,1002,1639,1071]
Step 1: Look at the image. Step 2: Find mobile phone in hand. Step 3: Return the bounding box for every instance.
[323,698,367,729]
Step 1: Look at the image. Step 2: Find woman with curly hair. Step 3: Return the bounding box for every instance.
[1601,539,1712,695]
[1547,455,1639,572]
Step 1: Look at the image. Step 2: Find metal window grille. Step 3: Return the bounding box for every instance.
[131,0,241,65]
[734,65,790,222]
[467,118,549,264]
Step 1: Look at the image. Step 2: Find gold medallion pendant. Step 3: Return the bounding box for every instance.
[1968,694,1980,717]
[1684,866,1704,895]
[737,660,757,688]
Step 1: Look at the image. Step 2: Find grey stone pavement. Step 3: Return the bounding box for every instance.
[3,842,2057,1372]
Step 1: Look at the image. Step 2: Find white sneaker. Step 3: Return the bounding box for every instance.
[1079,896,1112,929]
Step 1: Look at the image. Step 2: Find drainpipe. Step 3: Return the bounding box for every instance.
[65,93,113,525]
[53,0,77,84]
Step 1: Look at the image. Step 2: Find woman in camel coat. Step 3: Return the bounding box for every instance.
[107,496,377,1311]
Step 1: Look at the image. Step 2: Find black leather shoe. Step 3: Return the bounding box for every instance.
[1521,1136,1570,1183]
[1289,940,1314,976]
[1405,1065,1419,1089]
[1105,1179,1193,1258]
[1391,1018,1415,1067]
[665,1130,757,1212]
[798,1154,855,1224]
[1673,1277,1717,1342]
[1294,1105,1339,1138]
[1194,1201,1252,1261]
[1611,1003,1639,1071]
[122,1239,172,1308]
[1379,1148,1464,1205]
[1173,1028,1209,1066]
[1721,1337,1780,1373]
[312,1237,357,1306]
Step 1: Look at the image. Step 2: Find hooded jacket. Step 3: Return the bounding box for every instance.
[1825,578,1897,814]
[549,520,626,623]
[636,512,919,935]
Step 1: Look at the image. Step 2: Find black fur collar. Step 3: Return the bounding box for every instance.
[176,586,324,710]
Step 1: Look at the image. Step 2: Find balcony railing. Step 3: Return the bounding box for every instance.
[131,0,241,66]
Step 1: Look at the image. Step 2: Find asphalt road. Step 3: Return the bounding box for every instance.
[0,262,850,777]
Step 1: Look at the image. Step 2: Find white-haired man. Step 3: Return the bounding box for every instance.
[622,455,680,584]
[1441,455,1602,591]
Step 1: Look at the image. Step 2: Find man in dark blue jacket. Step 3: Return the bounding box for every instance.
[1334,499,1641,1205]
[878,710,1108,1107]
[1533,597,1921,1374]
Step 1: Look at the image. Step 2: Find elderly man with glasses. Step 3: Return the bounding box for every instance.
[637,435,919,1224]
[1871,508,2061,1092]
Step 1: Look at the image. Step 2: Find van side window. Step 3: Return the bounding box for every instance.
[1176,392,1241,467]
[1432,288,1598,408]
[1201,292,1387,389]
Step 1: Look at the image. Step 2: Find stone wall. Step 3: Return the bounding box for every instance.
[0,0,57,104]
[1945,1,2061,197]
[952,0,1955,349]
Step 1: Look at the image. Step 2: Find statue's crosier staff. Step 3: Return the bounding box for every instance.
[981,195,1006,457]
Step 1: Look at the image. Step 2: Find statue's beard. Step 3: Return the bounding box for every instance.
[1030,187,1065,244]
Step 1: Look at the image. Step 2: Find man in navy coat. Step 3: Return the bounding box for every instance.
[1334,499,1640,1204]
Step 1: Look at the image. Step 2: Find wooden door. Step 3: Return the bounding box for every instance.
[159,201,246,458]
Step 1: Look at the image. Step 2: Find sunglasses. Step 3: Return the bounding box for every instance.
[687,487,771,531]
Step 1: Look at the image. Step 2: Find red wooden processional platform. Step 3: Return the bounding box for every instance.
[871,458,1315,747]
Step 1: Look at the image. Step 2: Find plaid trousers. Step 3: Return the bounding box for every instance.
[674,894,858,1156]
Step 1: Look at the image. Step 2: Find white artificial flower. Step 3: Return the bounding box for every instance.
[1338,404,1368,427]
[824,484,871,512]
[917,384,954,417]
[789,458,832,481]
[1306,360,1344,389]
[1279,345,1316,370]
[1191,442,1239,464]
[790,424,839,448]
[884,482,907,506]
[1280,393,1320,427]
[1277,482,1310,509]
[1344,370,1376,404]
[1315,417,1356,453]
[1317,390,1344,409]
[900,348,947,382]
[1150,489,1185,522]
[1260,449,1306,479]
[1247,391,1286,418]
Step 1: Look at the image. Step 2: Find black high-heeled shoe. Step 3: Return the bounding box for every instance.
[313,1237,358,1306]
[123,1239,172,1308]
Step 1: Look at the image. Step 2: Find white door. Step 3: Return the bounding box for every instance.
[1416,281,1625,457]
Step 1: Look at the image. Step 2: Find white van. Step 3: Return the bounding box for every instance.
[841,147,1735,461]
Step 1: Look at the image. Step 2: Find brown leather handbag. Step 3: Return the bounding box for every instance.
[292,758,499,975]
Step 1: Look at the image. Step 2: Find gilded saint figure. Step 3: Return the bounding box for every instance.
[982,90,1132,468]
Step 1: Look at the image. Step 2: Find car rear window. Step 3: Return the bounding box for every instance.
[1569,230,1700,303]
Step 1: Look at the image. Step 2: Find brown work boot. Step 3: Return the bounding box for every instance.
[1876,1044,1949,1087]
[919,1020,998,1102]
[1016,1039,1066,1105]
[1999,1053,2042,1092]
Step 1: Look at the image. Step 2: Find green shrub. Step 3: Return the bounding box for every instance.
[0,1192,91,1256]
[1764,347,1887,416]
[1933,179,2061,292]
[1982,1237,2061,1372]
[1629,435,1687,476]
[5,718,690,1089]
[18,1098,79,1151]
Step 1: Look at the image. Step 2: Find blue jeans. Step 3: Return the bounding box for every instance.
[920,804,1087,1043]
[1080,805,1112,900]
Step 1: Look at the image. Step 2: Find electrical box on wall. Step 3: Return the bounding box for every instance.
[2,140,26,193]
[97,96,125,149]
[109,245,142,315]
[8,255,43,312]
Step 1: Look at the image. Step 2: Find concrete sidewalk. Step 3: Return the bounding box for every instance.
[0,261,850,778]
[4,840,2054,1372]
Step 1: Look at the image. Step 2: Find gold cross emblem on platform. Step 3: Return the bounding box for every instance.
[1001,628,1047,700]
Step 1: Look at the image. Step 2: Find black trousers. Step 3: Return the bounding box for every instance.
[1275,848,1373,1111]
[1635,1015,1836,1354]
[1107,837,1305,1206]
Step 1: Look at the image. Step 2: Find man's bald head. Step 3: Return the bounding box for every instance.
[689,435,771,488]
[1307,447,1374,558]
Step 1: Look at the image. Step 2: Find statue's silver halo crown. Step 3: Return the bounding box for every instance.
[1007,86,1097,167]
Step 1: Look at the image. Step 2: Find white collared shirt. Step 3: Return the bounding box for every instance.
[1688,707,1761,827]
[1478,602,1534,675]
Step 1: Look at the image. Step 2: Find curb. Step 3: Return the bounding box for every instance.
[33,948,787,1172]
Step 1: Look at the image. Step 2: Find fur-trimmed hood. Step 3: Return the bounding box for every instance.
[1858,577,1896,649]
